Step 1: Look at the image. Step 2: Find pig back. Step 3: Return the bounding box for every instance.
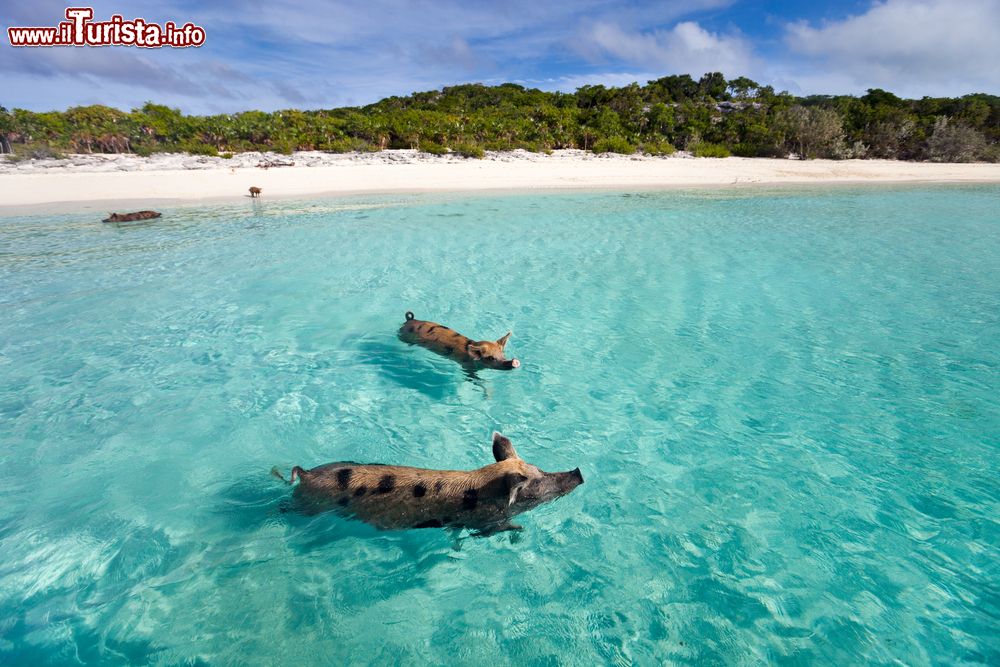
[294,461,513,531]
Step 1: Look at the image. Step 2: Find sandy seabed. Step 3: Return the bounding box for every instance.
[1,149,999,214]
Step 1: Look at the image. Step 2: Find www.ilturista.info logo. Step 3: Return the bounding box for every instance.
[7,7,206,48]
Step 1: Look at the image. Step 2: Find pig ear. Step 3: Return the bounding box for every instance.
[467,343,484,360]
[504,472,529,506]
[492,432,520,461]
[496,332,511,349]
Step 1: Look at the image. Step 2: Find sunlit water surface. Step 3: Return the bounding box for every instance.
[1,186,998,665]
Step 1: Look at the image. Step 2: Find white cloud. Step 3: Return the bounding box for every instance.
[784,0,1000,96]
[582,21,755,78]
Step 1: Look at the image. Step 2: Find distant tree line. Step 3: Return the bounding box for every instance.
[1,73,997,162]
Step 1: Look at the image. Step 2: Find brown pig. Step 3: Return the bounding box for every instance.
[102,210,162,223]
[272,432,583,535]
[399,311,520,370]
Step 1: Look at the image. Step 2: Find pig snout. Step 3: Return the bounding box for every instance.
[504,358,521,370]
[557,468,584,492]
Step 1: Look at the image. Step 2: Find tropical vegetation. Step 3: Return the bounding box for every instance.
[2,73,997,162]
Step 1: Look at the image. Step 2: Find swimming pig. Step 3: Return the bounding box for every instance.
[102,210,162,223]
[272,432,583,535]
[399,311,520,370]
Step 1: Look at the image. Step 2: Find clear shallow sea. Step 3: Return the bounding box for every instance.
[0,186,998,665]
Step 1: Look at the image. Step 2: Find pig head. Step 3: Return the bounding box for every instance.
[399,311,520,370]
[273,433,582,535]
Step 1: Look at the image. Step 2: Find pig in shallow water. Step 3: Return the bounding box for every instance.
[399,311,520,370]
[272,432,583,535]
[102,210,162,223]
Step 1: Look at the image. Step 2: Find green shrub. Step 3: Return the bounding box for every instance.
[183,142,218,156]
[220,152,233,159]
[451,142,485,159]
[592,137,636,154]
[519,141,548,153]
[12,144,66,160]
[980,144,1000,163]
[732,142,786,158]
[495,141,543,153]
[690,142,731,158]
[419,140,448,155]
[927,118,987,163]
[640,140,676,156]
[481,140,511,152]
[325,138,375,153]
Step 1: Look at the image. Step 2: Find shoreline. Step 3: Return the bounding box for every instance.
[2,149,999,215]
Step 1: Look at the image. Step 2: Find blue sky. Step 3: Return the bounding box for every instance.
[2,0,998,114]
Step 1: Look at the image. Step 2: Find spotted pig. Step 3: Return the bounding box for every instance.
[272,432,583,535]
[102,210,162,223]
[399,311,520,370]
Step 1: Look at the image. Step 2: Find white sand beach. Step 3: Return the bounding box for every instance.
[2,149,999,213]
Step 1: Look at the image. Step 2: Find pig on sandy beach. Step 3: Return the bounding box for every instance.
[399,311,520,370]
[273,432,582,535]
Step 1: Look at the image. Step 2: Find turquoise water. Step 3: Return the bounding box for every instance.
[1,186,998,665]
